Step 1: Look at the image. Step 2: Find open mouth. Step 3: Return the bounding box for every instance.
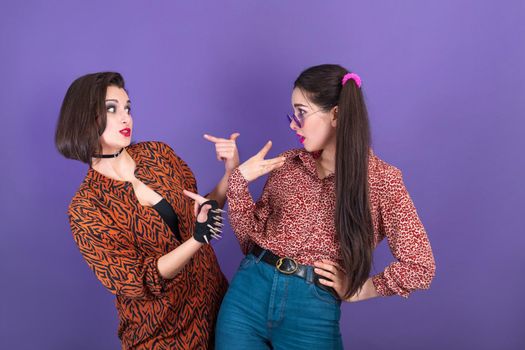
[297,134,305,144]
[119,128,131,137]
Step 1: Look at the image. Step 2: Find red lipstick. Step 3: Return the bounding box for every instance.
[120,128,131,137]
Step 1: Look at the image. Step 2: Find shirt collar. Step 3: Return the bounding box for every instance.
[288,148,334,179]
[291,148,375,179]
[85,144,143,191]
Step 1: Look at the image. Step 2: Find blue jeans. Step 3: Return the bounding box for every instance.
[215,253,343,349]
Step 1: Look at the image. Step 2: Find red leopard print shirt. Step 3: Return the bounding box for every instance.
[227,148,435,298]
[69,141,228,349]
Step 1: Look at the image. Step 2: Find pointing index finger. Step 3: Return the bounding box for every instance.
[183,189,207,204]
[203,134,224,143]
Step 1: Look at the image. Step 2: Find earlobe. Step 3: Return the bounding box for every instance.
[331,106,338,127]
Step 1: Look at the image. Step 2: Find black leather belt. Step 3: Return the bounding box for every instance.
[250,244,339,300]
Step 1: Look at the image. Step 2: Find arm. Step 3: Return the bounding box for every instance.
[371,167,436,298]
[203,133,240,208]
[227,141,286,253]
[70,198,173,299]
[157,239,202,279]
[314,167,435,301]
[206,171,230,209]
[346,278,380,302]
[226,168,273,253]
[158,194,221,278]
[69,195,220,299]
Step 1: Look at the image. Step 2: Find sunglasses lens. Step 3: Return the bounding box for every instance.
[286,113,302,128]
[293,115,302,128]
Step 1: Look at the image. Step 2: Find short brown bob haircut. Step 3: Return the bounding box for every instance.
[55,72,125,165]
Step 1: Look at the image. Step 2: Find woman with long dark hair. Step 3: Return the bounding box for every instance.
[55,72,235,349]
[215,64,436,349]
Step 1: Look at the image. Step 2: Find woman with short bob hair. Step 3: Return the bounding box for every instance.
[56,72,234,349]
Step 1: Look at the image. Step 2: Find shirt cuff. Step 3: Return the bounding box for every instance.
[372,273,410,298]
[227,168,250,202]
[144,255,170,296]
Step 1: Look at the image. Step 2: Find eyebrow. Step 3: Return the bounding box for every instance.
[293,103,309,108]
[105,99,131,104]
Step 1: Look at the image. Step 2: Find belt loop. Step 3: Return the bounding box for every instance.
[305,265,314,284]
[254,247,266,263]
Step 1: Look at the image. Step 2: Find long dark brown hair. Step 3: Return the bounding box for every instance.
[55,72,125,166]
[294,64,373,298]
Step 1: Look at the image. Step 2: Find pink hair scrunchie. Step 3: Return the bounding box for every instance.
[341,72,362,88]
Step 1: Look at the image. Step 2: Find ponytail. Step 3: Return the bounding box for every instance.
[335,73,373,298]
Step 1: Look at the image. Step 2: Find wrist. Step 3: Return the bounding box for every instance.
[189,236,205,246]
[346,278,380,303]
[237,166,251,183]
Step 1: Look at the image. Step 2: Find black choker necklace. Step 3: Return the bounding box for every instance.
[93,148,124,159]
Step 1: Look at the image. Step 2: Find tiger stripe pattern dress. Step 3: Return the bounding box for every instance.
[68,141,228,349]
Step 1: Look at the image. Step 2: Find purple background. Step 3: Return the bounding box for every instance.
[1,1,524,349]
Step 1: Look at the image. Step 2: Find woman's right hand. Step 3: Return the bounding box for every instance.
[238,141,286,182]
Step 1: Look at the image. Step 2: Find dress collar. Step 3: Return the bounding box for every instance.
[85,144,143,190]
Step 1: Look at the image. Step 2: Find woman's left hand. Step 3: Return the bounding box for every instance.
[204,133,240,173]
[313,259,350,300]
[183,190,216,220]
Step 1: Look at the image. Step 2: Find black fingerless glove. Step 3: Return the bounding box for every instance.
[193,200,224,244]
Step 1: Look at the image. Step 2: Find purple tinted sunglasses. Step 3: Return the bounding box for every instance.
[286,109,323,128]
[286,113,304,128]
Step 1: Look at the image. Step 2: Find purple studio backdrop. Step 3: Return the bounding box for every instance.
[1,1,524,349]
